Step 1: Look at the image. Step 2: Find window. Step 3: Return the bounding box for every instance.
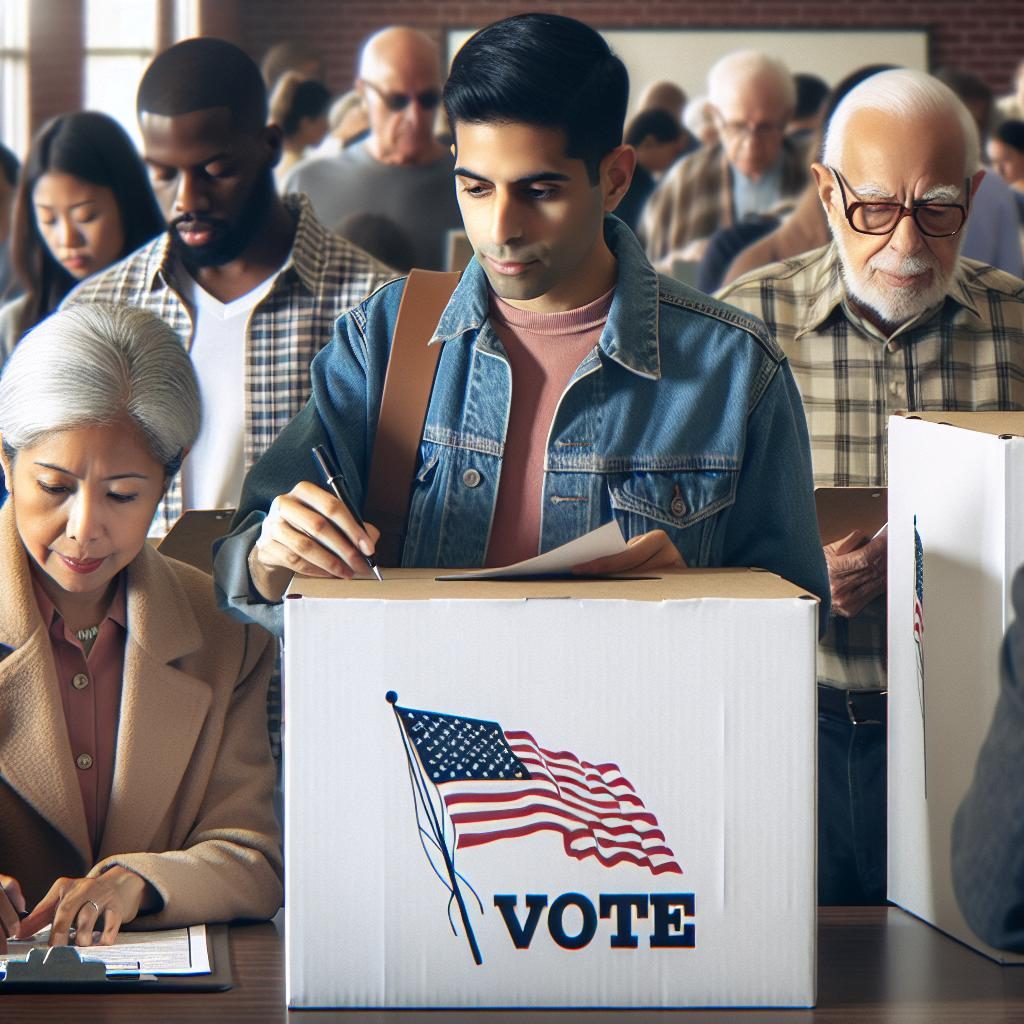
[84,0,158,148]
[0,0,29,157]
[175,0,199,41]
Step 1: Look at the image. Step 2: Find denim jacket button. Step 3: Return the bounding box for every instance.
[462,468,482,488]
[670,495,687,517]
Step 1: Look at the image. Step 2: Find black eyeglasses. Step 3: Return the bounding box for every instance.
[830,166,970,238]
[360,79,441,113]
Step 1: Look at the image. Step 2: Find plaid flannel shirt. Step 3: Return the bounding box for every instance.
[640,139,807,271]
[63,193,394,535]
[718,242,1024,690]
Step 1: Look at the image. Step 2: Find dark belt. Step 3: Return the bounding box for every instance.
[818,684,887,726]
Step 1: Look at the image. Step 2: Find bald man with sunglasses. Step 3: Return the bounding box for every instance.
[719,69,1024,907]
[283,26,461,270]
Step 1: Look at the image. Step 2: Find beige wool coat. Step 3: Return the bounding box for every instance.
[0,502,283,927]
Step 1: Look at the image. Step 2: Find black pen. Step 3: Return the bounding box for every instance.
[311,445,383,582]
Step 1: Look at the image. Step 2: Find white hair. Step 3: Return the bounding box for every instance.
[0,303,200,475]
[823,68,980,173]
[683,94,713,136]
[706,50,796,114]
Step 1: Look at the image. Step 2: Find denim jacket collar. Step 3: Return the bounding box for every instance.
[431,216,662,380]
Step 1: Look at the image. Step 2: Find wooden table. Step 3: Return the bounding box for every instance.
[3,907,1024,1022]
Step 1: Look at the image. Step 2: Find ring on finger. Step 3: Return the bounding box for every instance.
[83,899,101,915]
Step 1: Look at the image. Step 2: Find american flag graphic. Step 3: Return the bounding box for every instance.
[394,701,682,875]
[387,693,684,964]
[449,728,682,874]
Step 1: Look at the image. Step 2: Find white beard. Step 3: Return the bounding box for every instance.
[833,228,960,329]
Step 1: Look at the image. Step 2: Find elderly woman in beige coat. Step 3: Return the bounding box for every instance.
[0,303,282,953]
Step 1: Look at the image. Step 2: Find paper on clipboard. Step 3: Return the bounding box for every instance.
[437,521,627,580]
[1,924,211,976]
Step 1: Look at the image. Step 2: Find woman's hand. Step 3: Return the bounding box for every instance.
[15,866,155,947]
[0,873,26,954]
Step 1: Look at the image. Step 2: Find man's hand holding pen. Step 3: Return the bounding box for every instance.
[251,481,382,601]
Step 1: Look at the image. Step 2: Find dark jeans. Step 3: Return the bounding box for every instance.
[818,686,888,905]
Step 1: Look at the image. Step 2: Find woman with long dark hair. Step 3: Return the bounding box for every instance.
[0,111,164,358]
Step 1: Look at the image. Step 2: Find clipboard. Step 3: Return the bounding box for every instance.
[815,486,887,546]
[157,509,236,575]
[0,924,231,993]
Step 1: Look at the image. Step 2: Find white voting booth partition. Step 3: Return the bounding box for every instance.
[283,569,819,1009]
[888,412,1024,963]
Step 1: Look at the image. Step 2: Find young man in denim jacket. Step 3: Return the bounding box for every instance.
[214,13,829,636]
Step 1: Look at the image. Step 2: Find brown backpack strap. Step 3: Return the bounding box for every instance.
[364,268,461,566]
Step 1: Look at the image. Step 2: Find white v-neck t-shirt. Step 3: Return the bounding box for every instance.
[181,273,276,512]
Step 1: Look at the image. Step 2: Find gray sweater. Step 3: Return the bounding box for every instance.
[282,141,462,271]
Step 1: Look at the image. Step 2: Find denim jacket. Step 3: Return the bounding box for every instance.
[215,217,829,635]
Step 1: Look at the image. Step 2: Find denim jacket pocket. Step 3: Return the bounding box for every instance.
[608,468,737,565]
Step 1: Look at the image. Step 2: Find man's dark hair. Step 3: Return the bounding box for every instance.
[137,37,267,134]
[995,119,1024,154]
[935,67,993,110]
[793,73,829,121]
[0,143,18,188]
[443,13,628,184]
[279,79,332,138]
[624,109,682,148]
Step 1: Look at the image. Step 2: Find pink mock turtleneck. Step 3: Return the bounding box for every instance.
[485,286,614,568]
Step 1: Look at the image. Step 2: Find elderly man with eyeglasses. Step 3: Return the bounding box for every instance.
[640,50,808,271]
[283,26,461,270]
[718,68,1024,907]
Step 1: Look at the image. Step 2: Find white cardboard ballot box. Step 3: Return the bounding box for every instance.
[888,413,1024,963]
[282,569,819,1008]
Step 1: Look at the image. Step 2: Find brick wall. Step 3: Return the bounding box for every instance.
[16,2,1023,147]
[235,1,1024,100]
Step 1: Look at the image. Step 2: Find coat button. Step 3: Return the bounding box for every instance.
[462,468,482,488]
[76,753,94,771]
[72,673,90,690]
[670,495,687,518]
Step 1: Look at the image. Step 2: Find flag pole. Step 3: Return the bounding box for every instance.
[387,692,483,965]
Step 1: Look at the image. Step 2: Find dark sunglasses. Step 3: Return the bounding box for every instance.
[361,79,441,113]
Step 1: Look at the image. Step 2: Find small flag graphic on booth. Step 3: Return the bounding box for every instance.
[386,692,682,964]
[914,517,925,708]
[914,516,928,795]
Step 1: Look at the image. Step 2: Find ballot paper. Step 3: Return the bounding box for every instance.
[1,924,211,976]
[436,520,628,581]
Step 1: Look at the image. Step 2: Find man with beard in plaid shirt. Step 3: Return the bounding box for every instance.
[719,68,1024,906]
[65,38,393,538]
